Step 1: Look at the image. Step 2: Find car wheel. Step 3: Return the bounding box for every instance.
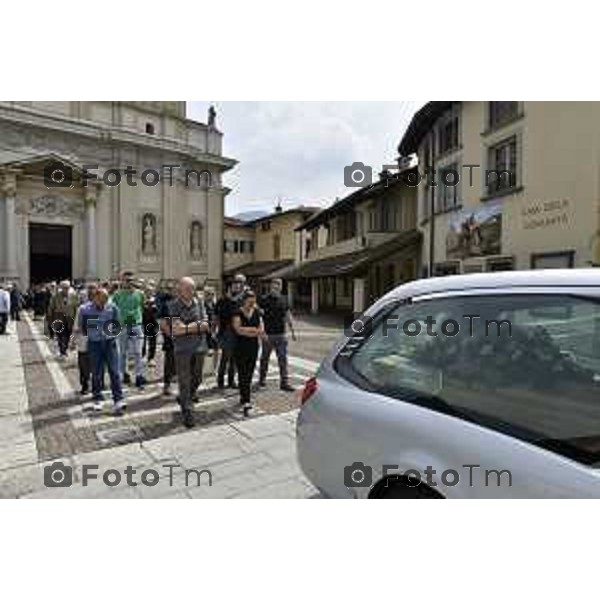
[372,479,444,499]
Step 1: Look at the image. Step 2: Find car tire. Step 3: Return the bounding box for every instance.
[372,479,444,499]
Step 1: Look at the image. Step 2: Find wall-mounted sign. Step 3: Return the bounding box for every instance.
[521,198,570,230]
[446,200,502,259]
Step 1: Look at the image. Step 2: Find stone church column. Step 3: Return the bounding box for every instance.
[207,186,226,288]
[161,173,177,279]
[84,183,100,280]
[1,169,19,282]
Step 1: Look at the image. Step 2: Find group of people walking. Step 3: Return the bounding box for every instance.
[13,271,295,427]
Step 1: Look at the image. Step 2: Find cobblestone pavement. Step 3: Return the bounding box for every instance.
[0,312,343,498]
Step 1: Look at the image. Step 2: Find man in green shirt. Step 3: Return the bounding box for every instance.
[112,271,146,388]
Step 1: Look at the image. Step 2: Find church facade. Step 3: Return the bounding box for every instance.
[0,101,236,288]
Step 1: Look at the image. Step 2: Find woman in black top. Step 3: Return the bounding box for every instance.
[232,291,264,416]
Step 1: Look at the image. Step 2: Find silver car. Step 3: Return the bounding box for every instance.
[297,269,600,498]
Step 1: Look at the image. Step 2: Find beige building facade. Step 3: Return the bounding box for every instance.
[222,205,319,295]
[0,101,236,288]
[289,172,421,313]
[253,206,318,264]
[400,101,600,275]
[223,217,255,272]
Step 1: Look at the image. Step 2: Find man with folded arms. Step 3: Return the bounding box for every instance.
[161,277,209,428]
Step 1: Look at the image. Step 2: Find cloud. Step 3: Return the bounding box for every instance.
[187,101,423,215]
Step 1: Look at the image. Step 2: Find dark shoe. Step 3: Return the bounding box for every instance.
[182,409,195,428]
[242,402,254,418]
[258,379,267,388]
[135,375,146,389]
[163,384,172,396]
[280,383,295,392]
[227,382,238,389]
[123,373,131,385]
[79,387,89,396]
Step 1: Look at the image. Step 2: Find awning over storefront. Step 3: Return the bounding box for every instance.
[286,230,422,280]
[223,259,294,280]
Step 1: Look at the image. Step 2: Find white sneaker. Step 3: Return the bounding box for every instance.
[113,401,125,416]
[93,399,104,412]
[148,360,157,368]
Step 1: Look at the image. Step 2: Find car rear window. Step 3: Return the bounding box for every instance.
[337,293,600,465]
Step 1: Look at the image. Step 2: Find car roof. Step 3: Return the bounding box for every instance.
[381,269,600,303]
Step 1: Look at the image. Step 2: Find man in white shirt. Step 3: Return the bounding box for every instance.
[0,283,11,335]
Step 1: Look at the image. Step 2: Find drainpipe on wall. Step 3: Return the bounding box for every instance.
[428,132,436,277]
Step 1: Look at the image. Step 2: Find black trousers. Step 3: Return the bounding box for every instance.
[46,314,54,339]
[0,313,7,334]
[10,306,20,321]
[78,351,91,392]
[142,329,157,361]
[217,347,237,386]
[235,347,258,405]
[163,344,176,386]
[56,321,72,356]
[174,352,204,411]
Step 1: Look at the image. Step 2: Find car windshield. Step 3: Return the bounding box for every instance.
[347,293,600,465]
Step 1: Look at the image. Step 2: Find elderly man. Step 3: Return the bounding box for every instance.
[48,280,79,358]
[161,277,209,428]
[0,283,10,335]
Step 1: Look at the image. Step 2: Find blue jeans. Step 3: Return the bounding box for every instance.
[89,339,123,403]
[118,324,144,380]
[259,334,289,385]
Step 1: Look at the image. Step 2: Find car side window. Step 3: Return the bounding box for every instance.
[345,293,600,465]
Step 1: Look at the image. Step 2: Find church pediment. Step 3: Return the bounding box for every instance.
[0,149,85,176]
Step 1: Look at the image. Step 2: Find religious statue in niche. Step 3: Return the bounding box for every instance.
[190,220,203,258]
[142,213,157,254]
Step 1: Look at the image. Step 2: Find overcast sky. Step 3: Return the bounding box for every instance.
[187,101,424,217]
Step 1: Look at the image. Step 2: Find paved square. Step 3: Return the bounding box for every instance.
[0,313,341,498]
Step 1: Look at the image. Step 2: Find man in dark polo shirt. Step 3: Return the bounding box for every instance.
[215,278,243,388]
[258,278,295,391]
[161,277,209,428]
